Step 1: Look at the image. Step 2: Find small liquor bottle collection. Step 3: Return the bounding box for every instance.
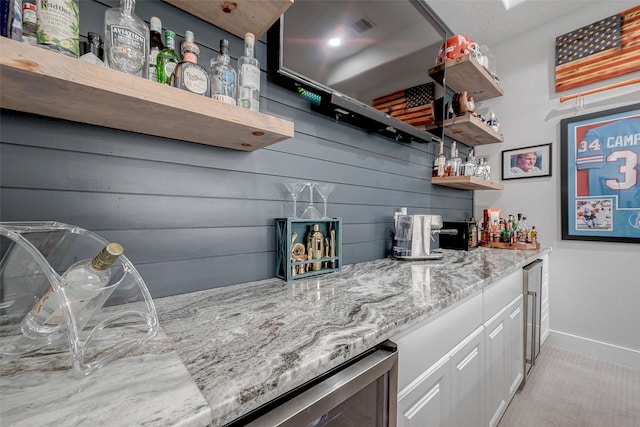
[480,209,538,247]
[432,140,492,181]
[1,0,259,111]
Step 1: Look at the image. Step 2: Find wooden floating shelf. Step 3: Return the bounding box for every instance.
[425,113,504,146]
[428,54,504,102]
[163,0,294,39]
[0,38,294,152]
[479,241,541,250]
[432,176,504,190]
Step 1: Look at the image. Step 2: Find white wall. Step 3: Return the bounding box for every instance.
[473,2,640,368]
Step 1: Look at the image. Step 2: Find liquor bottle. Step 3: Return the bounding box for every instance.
[237,32,260,111]
[515,213,525,243]
[157,29,180,85]
[435,139,446,178]
[462,148,476,176]
[172,30,211,96]
[20,243,124,339]
[36,0,79,57]
[10,0,22,41]
[21,2,37,45]
[210,38,237,105]
[530,226,538,243]
[449,141,462,176]
[521,216,530,242]
[475,157,487,179]
[148,16,164,82]
[80,32,105,66]
[104,0,149,78]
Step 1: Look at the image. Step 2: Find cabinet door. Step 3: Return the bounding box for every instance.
[508,294,524,397]
[484,305,509,427]
[397,354,450,427]
[449,326,485,427]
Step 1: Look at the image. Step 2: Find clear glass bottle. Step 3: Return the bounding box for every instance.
[148,16,164,82]
[36,0,80,57]
[475,157,487,179]
[22,2,38,45]
[449,141,462,177]
[157,29,181,85]
[210,38,237,105]
[463,148,476,176]
[10,0,22,41]
[521,217,531,242]
[237,32,260,111]
[435,139,446,178]
[20,243,124,339]
[172,30,211,96]
[80,32,105,66]
[515,213,525,242]
[104,0,149,78]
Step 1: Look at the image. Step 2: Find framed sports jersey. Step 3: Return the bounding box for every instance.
[561,103,640,243]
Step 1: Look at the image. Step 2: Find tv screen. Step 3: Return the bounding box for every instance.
[268,0,448,143]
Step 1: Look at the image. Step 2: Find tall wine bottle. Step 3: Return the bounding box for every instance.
[20,243,124,338]
[237,32,260,111]
[156,29,180,85]
[148,16,164,82]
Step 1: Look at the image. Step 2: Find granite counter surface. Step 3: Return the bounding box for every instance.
[0,327,212,426]
[1,247,549,425]
[154,247,551,426]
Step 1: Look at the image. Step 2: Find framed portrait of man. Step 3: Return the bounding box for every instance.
[501,143,552,180]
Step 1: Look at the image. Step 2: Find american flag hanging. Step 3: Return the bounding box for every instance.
[555,5,640,92]
[372,82,435,126]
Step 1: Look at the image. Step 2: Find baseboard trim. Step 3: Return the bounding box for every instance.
[546,330,640,370]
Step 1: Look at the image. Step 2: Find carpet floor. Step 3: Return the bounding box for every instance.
[498,344,640,427]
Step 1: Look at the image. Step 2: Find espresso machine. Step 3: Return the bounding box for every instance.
[392,214,458,260]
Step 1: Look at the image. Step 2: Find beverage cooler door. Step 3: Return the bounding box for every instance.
[242,341,398,427]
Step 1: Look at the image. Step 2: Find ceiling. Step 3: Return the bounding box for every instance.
[427,0,598,47]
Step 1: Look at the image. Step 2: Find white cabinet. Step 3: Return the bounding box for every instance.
[508,296,524,396]
[484,305,509,427]
[397,355,450,427]
[449,326,485,427]
[484,294,524,427]
[393,269,525,427]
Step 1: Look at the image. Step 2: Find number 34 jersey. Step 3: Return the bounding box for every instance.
[576,117,640,209]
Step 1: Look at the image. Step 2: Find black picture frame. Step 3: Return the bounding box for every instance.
[560,103,640,243]
[501,143,552,180]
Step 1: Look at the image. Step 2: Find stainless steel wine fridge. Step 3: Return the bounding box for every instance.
[236,341,398,427]
[522,259,543,388]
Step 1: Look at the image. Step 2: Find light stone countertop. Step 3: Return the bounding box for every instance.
[154,246,551,426]
[0,327,212,426]
[1,247,550,426]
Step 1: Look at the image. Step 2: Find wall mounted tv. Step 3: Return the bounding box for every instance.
[267,0,450,144]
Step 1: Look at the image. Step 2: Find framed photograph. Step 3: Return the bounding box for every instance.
[501,143,552,180]
[560,103,640,243]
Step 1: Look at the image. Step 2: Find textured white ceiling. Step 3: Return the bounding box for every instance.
[427,0,601,47]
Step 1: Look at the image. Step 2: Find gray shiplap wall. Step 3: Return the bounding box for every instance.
[0,0,472,298]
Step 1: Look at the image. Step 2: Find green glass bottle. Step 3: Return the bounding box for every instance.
[156,29,181,84]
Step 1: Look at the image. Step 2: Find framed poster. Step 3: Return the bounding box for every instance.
[502,143,552,180]
[560,103,640,243]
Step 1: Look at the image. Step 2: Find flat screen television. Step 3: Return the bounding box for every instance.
[267,0,450,143]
